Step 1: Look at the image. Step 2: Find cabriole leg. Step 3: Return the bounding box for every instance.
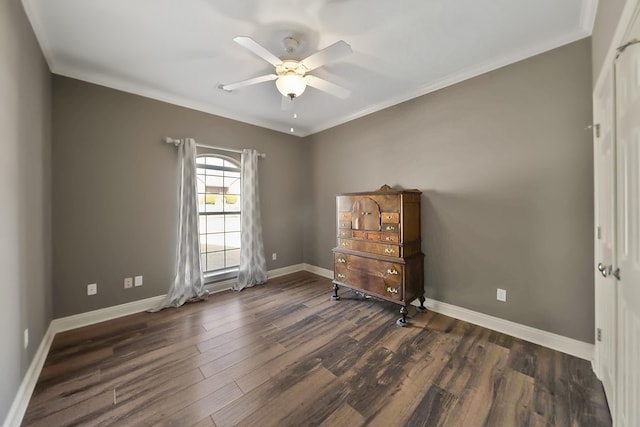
[416,295,427,312]
[396,306,409,327]
[331,282,340,301]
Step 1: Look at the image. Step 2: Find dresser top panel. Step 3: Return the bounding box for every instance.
[335,184,422,197]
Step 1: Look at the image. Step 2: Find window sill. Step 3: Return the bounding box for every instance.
[204,267,239,284]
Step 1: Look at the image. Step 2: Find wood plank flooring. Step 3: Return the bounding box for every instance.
[22,271,611,426]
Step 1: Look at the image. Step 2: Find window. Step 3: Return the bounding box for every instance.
[196,154,241,277]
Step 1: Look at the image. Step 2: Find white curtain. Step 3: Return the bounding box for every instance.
[151,138,208,311]
[234,149,267,291]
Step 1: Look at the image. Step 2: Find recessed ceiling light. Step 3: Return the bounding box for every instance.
[293,113,297,119]
[290,127,294,133]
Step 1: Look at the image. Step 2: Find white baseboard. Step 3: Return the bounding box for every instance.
[3,262,595,427]
[52,264,311,333]
[301,263,593,360]
[300,264,594,360]
[2,324,55,427]
[422,298,595,361]
[270,263,307,279]
[303,263,333,279]
[51,295,168,333]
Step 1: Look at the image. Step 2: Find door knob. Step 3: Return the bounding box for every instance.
[597,262,612,278]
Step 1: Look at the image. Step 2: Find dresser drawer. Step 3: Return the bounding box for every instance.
[338,211,352,221]
[351,231,381,241]
[381,212,399,223]
[352,231,365,239]
[337,239,400,257]
[334,253,348,266]
[333,253,403,301]
[381,223,399,232]
[334,253,348,282]
[338,229,352,238]
[381,233,398,243]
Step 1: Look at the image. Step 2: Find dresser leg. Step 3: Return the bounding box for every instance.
[416,295,427,313]
[331,282,340,301]
[396,306,409,327]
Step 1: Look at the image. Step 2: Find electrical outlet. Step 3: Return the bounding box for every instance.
[272,253,277,261]
[134,275,143,287]
[497,288,507,302]
[87,283,97,295]
[23,328,29,349]
[124,277,133,289]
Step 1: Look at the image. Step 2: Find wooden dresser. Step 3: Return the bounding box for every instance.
[332,185,426,326]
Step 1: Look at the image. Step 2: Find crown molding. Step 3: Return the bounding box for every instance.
[307,31,591,136]
[47,30,589,139]
[580,0,600,35]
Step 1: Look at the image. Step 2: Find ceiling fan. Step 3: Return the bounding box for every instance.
[220,36,352,105]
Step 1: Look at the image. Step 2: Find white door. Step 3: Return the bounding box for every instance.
[594,65,617,415]
[614,29,640,427]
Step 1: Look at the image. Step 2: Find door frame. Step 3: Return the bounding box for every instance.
[592,67,617,415]
[592,1,640,425]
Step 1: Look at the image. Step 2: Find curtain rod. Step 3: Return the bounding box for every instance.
[164,137,266,158]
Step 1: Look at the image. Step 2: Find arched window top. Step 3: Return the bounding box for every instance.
[196,154,239,169]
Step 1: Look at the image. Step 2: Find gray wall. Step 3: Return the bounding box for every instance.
[52,76,309,317]
[591,0,628,85]
[0,0,52,421]
[305,39,594,343]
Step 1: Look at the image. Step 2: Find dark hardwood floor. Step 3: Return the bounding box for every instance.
[23,271,611,426]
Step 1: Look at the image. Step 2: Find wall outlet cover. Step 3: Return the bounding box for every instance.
[272,253,277,261]
[23,328,29,349]
[497,288,507,302]
[134,275,143,287]
[87,283,97,295]
[124,277,133,288]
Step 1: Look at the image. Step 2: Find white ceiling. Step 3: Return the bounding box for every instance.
[23,0,597,137]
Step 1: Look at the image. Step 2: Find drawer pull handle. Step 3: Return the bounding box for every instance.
[337,273,346,279]
[386,269,398,275]
[337,258,346,263]
[341,242,349,246]
[385,226,394,230]
[384,248,395,254]
[386,215,393,219]
[385,236,392,241]
[361,212,372,215]
[387,287,398,294]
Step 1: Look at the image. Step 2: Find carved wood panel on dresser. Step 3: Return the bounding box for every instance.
[332,185,426,326]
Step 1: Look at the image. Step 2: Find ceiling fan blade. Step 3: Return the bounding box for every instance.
[301,40,352,71]
[306,76,350,99]
[233,36,282,67]
[281,95,295,111]
[220,74,277,91]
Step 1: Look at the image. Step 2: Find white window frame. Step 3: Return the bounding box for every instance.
[196,154,241,281]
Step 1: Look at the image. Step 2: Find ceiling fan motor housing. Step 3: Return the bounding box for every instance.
[276,60,307,76]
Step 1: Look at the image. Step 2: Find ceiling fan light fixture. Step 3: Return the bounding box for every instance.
[276,74,306,99]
